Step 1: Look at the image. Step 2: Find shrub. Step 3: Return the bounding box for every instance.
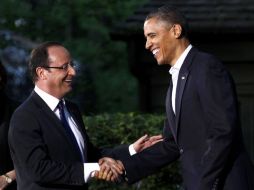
[84,112,182,190]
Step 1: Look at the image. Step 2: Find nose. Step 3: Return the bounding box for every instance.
[145,39,152,50]
[68,65,76,76]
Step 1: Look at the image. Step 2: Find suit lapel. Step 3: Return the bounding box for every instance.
[175,48,197,136]
[31,92,84,160]
[165,78,177,141]
[175,71,189,132]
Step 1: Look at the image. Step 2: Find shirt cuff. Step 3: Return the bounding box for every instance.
[129,144,137,156]
[84,163,100,183]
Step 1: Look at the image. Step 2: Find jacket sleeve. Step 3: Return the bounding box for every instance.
[197,56,239,189]
[111,119,180,184]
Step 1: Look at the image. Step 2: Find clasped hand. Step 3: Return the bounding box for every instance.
[94,157,124,182]
[93,134,163,182]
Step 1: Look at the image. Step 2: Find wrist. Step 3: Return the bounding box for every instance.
[3,174,13,184]
[129,144,137,156]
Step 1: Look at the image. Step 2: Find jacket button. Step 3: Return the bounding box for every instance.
[179,148,184,154]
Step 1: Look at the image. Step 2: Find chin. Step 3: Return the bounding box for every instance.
[64,87,72,95]
[155,56,165,65]
[157,60,166,65]
[158,57,171,65]
[67,87,72,93]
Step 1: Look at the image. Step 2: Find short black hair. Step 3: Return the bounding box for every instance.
[29,41,63,82]
[146,5,189,38]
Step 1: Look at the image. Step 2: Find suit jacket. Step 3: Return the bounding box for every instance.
[0,92,17,190]
[8,91,106,190]
[114,47,254,190]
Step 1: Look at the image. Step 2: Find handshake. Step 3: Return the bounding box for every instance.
[93,134,163,182]
[94,157,124,182]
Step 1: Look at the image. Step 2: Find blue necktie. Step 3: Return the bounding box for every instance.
[57,100,84,161]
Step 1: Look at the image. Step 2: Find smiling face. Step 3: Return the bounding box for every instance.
[36,45,76,99]
[144,17,180,66]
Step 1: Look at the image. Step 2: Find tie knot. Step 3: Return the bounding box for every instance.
[57,100,64,110]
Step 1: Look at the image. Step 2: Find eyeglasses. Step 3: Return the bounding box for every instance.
[43,61,76,71]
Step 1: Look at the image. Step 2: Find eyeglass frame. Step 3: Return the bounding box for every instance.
[42,61,76,71]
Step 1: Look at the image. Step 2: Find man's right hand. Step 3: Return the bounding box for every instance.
[93,157,124,182]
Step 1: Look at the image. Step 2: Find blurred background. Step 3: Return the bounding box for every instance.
[0,0,148,114]
[0,0,253,160]
[1,1,253,189]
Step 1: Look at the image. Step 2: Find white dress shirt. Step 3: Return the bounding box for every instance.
[169,44,192,113]
[129,46,194,179]
[34,86,99,182]
[129,45,193,156]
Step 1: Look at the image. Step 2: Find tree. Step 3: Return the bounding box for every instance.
[0,0,148,113]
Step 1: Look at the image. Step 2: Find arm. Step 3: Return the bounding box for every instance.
[197,57,239,189]
[106,119,180,184]
[93,134,163,182]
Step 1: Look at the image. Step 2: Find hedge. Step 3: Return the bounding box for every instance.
[84,112,182,190]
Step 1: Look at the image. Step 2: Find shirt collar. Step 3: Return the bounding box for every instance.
[34,85,64,111]
[169,44,192,75]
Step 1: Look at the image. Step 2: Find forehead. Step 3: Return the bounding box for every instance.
[143,18,168,36]
[48,46,71,63]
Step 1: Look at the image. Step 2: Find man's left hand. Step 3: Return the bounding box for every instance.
[133,134,163,153]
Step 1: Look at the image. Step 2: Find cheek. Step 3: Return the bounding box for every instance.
[55,73,66,82]
[160,44,168,57]
[50,76,64,87]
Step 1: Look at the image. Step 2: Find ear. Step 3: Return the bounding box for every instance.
[173,24,182,39]
[36,67,47,80]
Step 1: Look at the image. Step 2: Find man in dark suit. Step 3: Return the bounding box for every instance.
[106,5,254,190]
[8,41,159,190]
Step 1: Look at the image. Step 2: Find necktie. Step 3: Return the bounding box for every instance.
[57,100,84,161]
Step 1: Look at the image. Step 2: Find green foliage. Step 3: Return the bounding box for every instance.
[0,0,148,113]
[84,113,182,190]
